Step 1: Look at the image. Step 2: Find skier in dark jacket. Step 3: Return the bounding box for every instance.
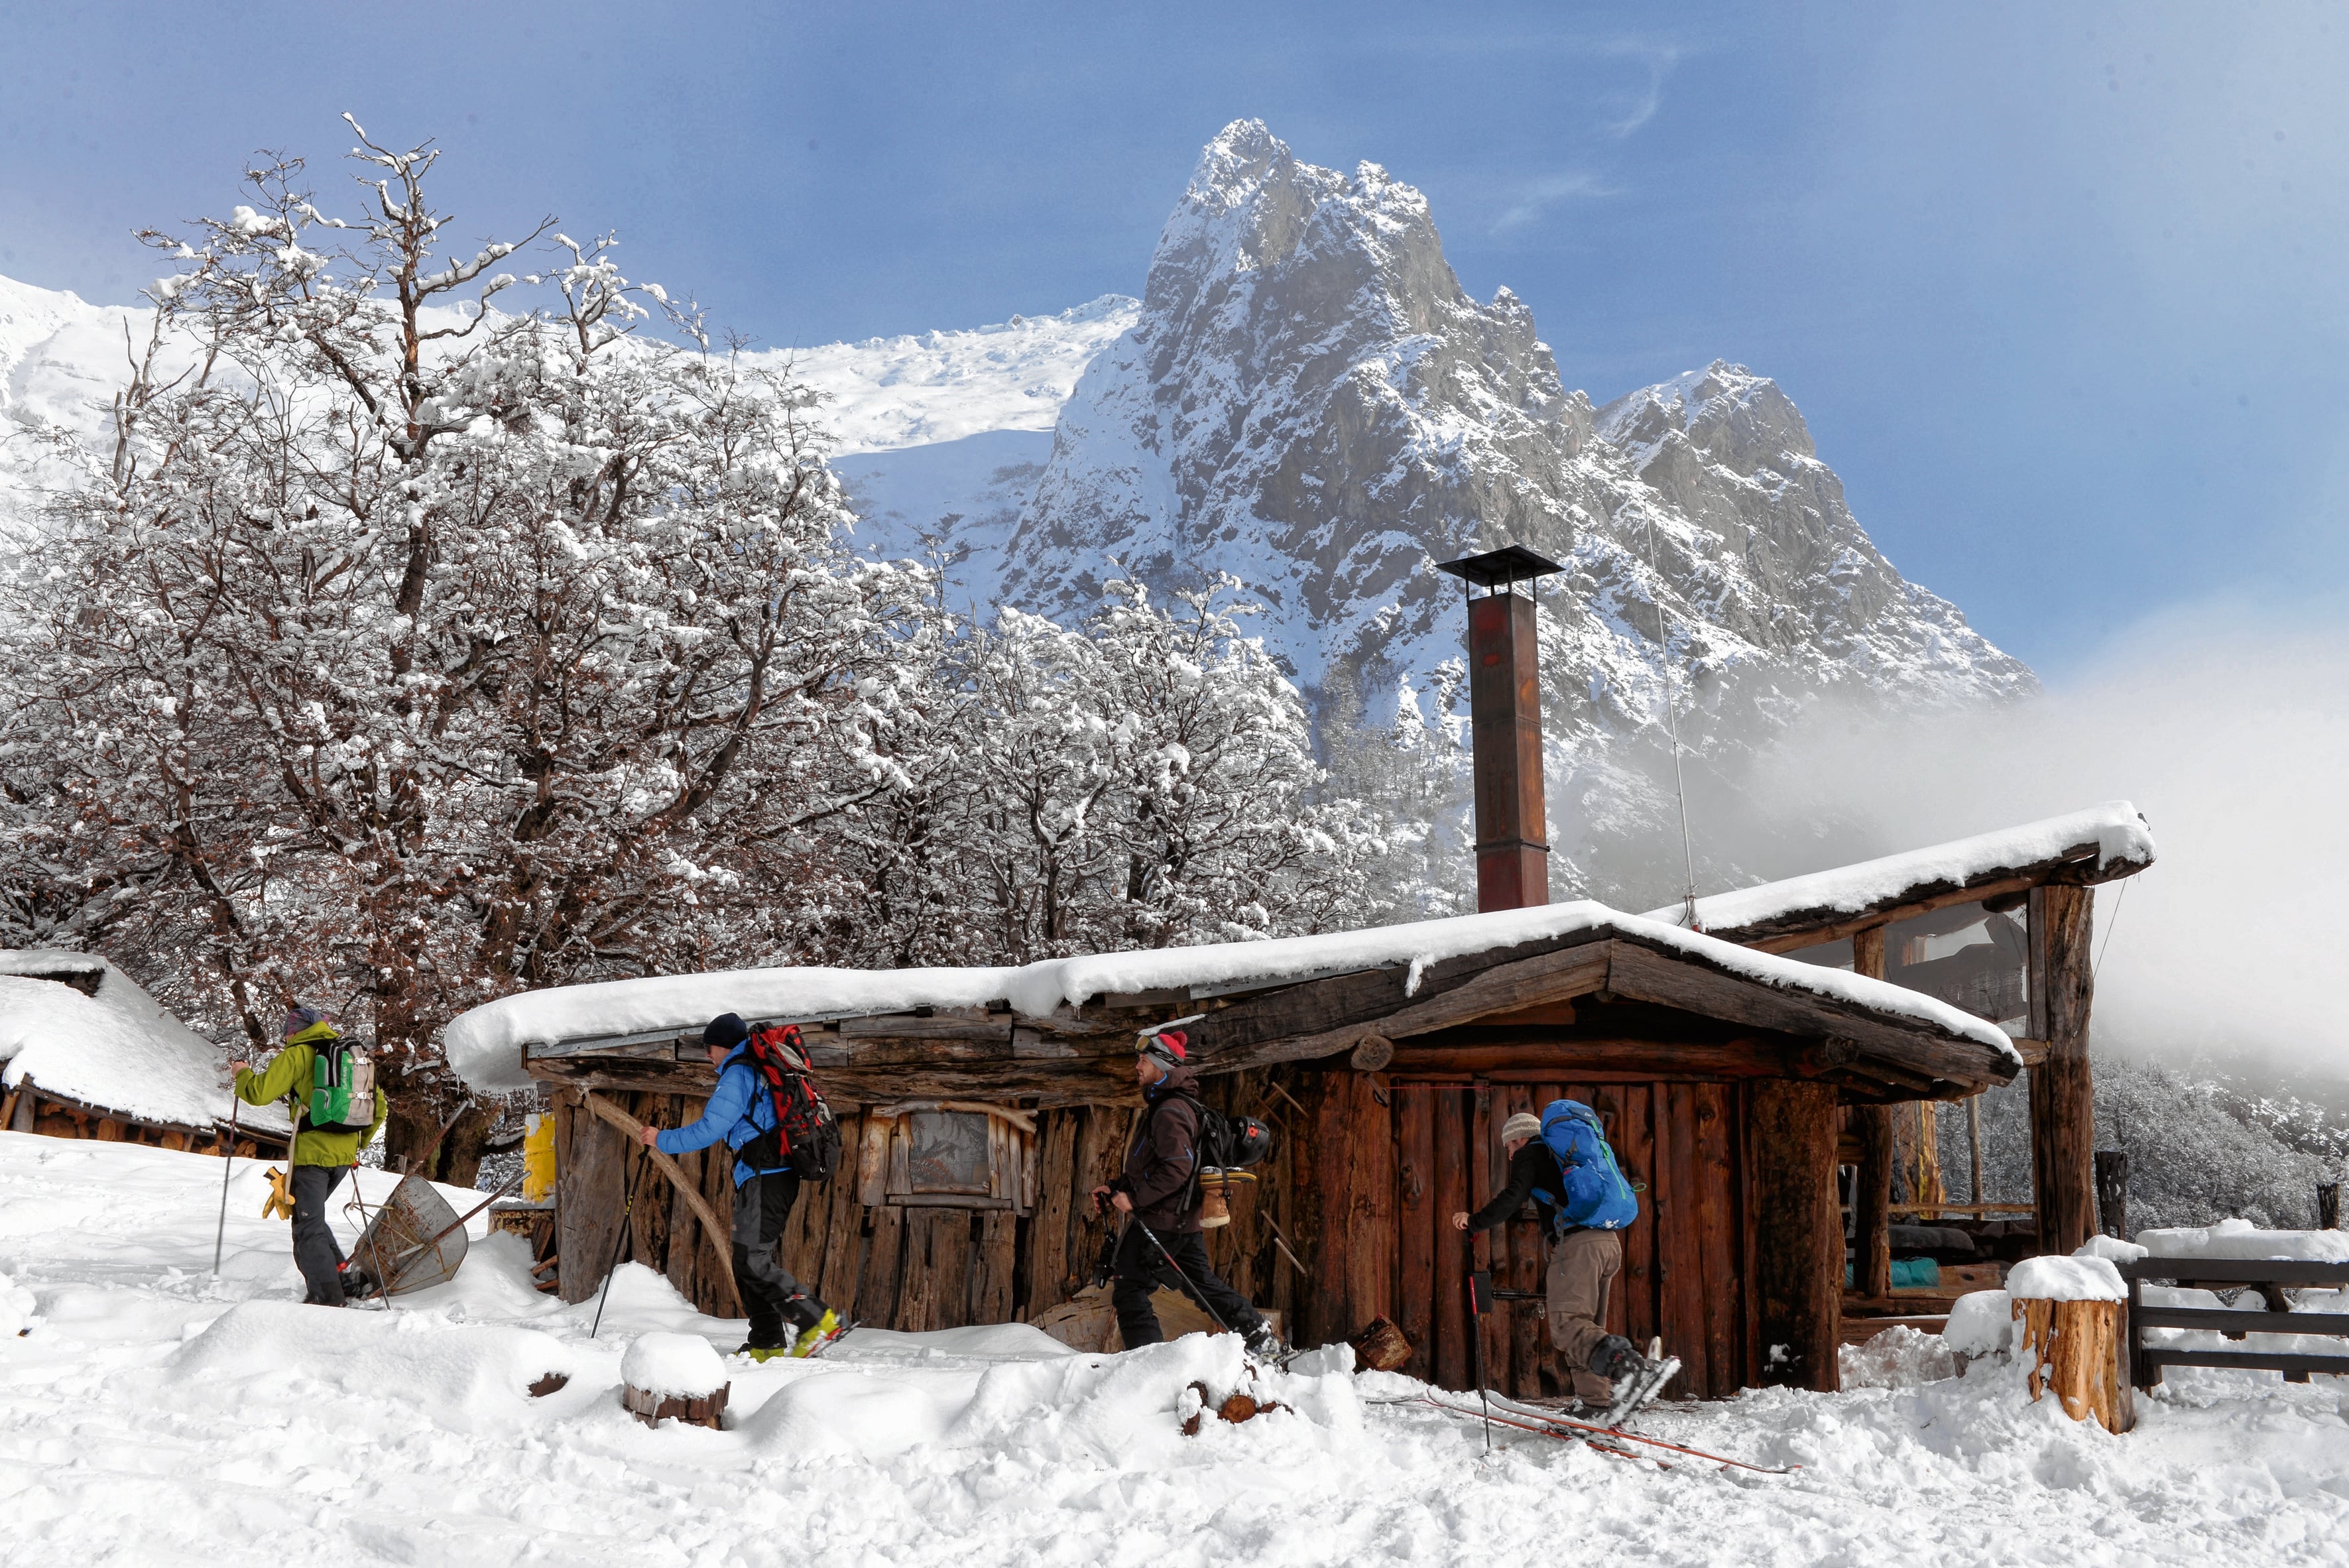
[1454,1111,1662,1411]
[639,1013,839,1360]
[1091,1027,1282,1358]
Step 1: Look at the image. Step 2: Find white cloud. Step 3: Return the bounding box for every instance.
[1736,595,2349,1075]
[1491,171,1616,233]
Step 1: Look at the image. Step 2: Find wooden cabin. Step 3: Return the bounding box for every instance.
[446,540,2161,1406]
[446,894,2034,1400]
[0,949,288,1156]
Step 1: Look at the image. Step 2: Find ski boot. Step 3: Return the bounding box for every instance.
[1242,1319,1288,1363]
[1589,1335,1681,1426]
[788,1308,845,1358]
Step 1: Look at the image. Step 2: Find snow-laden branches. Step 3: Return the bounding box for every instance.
[0,125,1398,1164]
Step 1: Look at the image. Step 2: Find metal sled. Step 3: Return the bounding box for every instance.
[344,1174,468,1297]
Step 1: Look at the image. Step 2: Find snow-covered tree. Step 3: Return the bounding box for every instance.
[0,125,935,1176]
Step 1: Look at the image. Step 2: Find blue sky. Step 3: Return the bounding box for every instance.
[3,1,2342,672]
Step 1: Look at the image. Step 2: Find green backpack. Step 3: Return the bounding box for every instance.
[304,1037,377,1134]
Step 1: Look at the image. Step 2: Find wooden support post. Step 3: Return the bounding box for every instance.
[1848,927,1892,1301]
[1967,1094,1986,1205]
[2320,1183,2340,1232]
[1854,1105,1894,1301]
[1747,1078,1840,1392]
[2094,1150,2131,1240]
[2028,885,2097,1256]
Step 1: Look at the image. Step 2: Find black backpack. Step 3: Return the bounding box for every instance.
[732,1023,841,1183]
[1159,1089,1274,1209]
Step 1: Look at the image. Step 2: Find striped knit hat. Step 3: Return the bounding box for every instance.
[1501,1112,1543,1146]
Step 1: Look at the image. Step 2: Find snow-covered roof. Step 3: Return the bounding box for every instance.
[444,900,2016,1095]
[1646,801,2157,943]
[0,951,288,1134]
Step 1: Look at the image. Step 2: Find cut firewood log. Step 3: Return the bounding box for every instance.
[621,1380,729,1430]
[1350,1315,1415,1374]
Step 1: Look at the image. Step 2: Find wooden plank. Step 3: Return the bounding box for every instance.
[1570,1084,1619,1339]
[2134,1305,2349,1335]
[2140,1348,2349,1377]
[1432,1086,1472,1390]
[1617,1083,1658,1359]
[1694,1081,1740,1396]
[1068,1106,1133,1307]
[857,1114,895,1207]
[1747,1079,1841,1392]
[1025,1110,1081,1318]
[924,1209,977,1331]
[554,1092,627,1305]
[1657,1083,1709,1398]
[859,1205,906,1329]
[1468,1083,1507,1396]
[1531,1079,1565,1398]
[626,1091,673,1278]
[2030,884,2097,1256]
[1394,1086,1437,1383]
[2124,1258,2349,1286]
[817,1116,868,1316]
[972,1210,1018,1323]
[1501,1082,1545,1399]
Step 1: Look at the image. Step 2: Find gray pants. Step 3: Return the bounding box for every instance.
[291,1165,349,1307]
[1546,1228,1623,1404]
[732,1170,817,1347]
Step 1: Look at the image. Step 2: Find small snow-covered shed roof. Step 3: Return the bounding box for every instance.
[0,951,288,1136]
[446,900,2020,1106]
[1646,801,2157,950]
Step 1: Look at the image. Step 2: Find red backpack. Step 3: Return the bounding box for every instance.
[734,1023,842,1183]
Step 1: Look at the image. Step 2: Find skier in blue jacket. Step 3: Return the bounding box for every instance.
[636,1012,839,1359]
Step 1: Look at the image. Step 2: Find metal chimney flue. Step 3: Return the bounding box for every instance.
[1436,546,1565,913]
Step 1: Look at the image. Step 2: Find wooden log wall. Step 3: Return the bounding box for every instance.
[2029,884,2097,1256]
[552,1087,1314,1339]
[1748,1079,1841,1392]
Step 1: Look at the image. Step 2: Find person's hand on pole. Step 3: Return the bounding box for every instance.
[1110,1190,1132,1215]
[637,1124,659,1149]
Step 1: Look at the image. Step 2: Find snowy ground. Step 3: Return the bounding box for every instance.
[3,1134,2345,1567]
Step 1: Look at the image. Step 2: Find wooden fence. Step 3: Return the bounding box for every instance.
[2123,1256,2349,1388]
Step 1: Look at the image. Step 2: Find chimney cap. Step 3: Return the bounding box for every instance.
[1435,544,1565,593]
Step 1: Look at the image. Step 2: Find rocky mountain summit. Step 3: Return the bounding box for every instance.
[989,121,2031,900]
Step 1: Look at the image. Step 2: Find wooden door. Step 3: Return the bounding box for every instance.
[1388,1078,1750,1400]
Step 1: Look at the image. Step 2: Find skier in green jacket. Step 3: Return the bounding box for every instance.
[231,1006,389,1307]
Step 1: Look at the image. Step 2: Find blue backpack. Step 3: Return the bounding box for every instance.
[1532,1099,1640,1233]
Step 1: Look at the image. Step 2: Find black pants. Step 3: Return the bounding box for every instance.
[1110,1221,1264,1349]
[733,1170,818,1348]
[291,1165,349,1307]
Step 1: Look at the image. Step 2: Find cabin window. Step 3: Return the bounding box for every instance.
[1882,901,2029,1032]
[858,1101,1037,1213]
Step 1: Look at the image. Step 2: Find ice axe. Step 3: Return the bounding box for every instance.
[1467,1268,1497,1451]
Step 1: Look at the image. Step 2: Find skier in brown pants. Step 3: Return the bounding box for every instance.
[1452,1109,1659,1413]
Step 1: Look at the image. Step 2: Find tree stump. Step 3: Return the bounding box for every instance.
[2013,1296,2132,1433]
[621,1380,729,1429]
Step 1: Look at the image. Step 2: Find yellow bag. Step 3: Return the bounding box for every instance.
[522,1114,556,1203]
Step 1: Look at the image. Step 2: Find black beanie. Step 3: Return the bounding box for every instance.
[703,1012,750,1051]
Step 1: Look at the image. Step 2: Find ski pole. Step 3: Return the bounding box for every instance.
[1131,1216,1231,1334]
[211,1093,241,1276]
[590,1141,654,1339]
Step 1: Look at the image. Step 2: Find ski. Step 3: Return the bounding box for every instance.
[1601,1353,1682,1427]
[1390,1394,1662,1467]
[796,1318,857,1359]
[1386,1391,1799,1475]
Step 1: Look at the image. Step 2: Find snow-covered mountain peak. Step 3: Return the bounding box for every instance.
[1597,361,1817,474]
